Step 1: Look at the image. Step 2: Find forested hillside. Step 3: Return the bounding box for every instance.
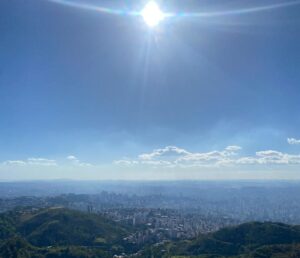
[2,208,300,258]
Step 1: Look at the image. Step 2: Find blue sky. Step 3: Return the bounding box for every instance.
[1,0,300,180]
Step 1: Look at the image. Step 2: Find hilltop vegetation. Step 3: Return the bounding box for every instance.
[2,208,300,257]
[0,208,133,258]
[18,208,128,246]
[0,236,112,258]
[143,222,300,257]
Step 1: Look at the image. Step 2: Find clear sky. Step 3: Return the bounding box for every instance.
[1,0,300,180]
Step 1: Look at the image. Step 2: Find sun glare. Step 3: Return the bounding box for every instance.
[141,1,165,27]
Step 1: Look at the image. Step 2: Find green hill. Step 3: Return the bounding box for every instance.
[184,222,300,256]
[18,208,128,247]
[0,208,133,258]
[0,237,38,258]
[0,214,16,242]
[2,208,300,258]
[213,222,300,246]
[0,236,113,258]
[143,222,300,258]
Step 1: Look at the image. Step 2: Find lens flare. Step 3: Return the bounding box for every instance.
[47,0,300,23]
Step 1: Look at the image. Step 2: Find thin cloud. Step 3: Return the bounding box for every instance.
[3,158,57,166]
[66,155,92,167]
[288,138,300,145]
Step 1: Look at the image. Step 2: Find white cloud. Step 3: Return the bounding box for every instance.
[114,160,133,166]
[114,158,139,166]
[1,156,93,168]
[138,146,190,161]
[66,155,92,167]
[288,138,300,145]
[115,145,243,168]
[225,145,242,152]
[115,144,300,168]
[234,150,300,165]
[67,155,77,161]
[3,158,57,166]
[3,160,27,166]
[27,158,57,166]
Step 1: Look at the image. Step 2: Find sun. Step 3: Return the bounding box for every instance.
[141,1,165,27]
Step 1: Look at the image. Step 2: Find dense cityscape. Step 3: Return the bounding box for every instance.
[1,181,300,257]
[1,180,300,252]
